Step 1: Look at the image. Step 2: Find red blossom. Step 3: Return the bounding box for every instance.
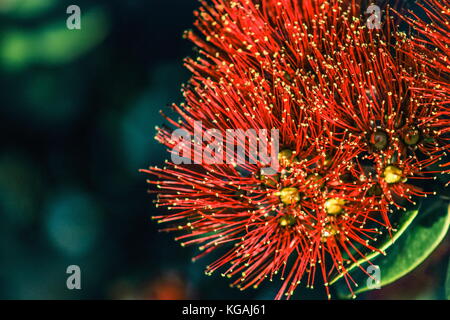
[141,0,449,299]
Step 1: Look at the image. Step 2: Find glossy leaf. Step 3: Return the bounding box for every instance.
[329,206,419,286]
[334,198,450,298]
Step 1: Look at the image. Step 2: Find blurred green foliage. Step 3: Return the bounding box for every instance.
[1,8,108,69]
[0,0,57,18]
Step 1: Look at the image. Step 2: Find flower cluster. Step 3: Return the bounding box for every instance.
[395,0,450,171]
[141,0,449,299]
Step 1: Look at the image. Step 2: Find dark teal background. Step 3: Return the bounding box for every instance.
[0,0,447,299]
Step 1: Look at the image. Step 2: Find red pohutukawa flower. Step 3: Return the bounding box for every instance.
[396,0,450,80]
[394,0,450,172]
[141,0,450,299]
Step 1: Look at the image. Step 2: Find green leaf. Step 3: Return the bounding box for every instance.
[334,198,450,298]
[329,206,419,286]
